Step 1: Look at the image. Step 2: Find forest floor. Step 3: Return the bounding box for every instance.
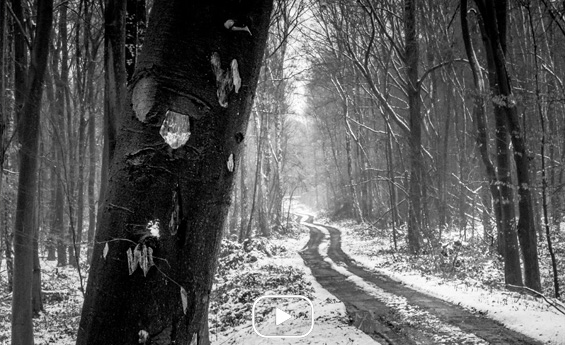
[210,212,565,344]
[330,217,565,345]
[1,207,565,344]
[300,217,560,344]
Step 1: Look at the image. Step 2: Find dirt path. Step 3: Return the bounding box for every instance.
[299,217,543,345]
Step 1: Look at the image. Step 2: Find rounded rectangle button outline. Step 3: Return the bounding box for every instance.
[252,295,314,338]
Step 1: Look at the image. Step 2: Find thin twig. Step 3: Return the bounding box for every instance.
[97,238,137,245]
[506,284,565,316]
[108,203,135,214]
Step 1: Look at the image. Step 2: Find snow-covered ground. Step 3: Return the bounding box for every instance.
[211,229,380,345]
[222,201,564,344]
[330,220,565,345]
[2,203,563,344]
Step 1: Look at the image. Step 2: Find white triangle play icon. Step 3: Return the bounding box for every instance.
[275,307,292,325]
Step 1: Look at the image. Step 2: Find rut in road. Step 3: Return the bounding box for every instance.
[298,216,543,345]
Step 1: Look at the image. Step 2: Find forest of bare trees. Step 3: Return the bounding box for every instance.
[287,0,563,295]
[0,0,565,344]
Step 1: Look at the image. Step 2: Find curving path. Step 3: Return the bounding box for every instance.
[298,215,543,345]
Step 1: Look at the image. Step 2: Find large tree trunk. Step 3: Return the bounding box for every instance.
[476,0,540,290]
[11,0,53,344]
[76,1,273,344]
[475,0,523,286]
[461,0,502,253]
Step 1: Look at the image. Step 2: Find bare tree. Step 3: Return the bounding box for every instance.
[11,0,54,344]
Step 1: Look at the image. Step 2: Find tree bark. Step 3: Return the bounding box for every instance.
[11,0,53,344]
[0,0,5,197]
[461,0,503,251]
[86,106,97,262]
[526,3,556,296]
[0,0,6,285]
[476,0,540,290]
[405,0,422,254]
[475,0,523,286]
[76,1,273,344]
[344,104,363,224]
[239,142,248,241]
[32,199,43,315]
[98,0,126,233]
[32,143,44,315]
[125,0,146,82]
[61,2,78,268]
[73,113,86,268]
[83,0,100,264]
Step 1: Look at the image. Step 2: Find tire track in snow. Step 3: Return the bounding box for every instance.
[298,215,543,345]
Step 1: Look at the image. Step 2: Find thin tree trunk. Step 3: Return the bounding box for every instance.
[55,156,67,266]
[61,1,78,267]
[259,101,271,236]
[239,142,248,242]
[246,112,262,240]
[230,169,240,237]
[527,4,558,296]
[46,149,57,260]
[0,0,6,286]
[11,0,53,344]
[73,113,86,267]
[82,0,99,264]
[344,113,363,223]
[385,124,398,251]
[3,198,12,291]
[405,0,422,254]
[32,192,43,315]
[32,143,44,315]
[0,0,5,196]
[87,109,96,262]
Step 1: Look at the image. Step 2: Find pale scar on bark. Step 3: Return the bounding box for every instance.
[211,52,241,107]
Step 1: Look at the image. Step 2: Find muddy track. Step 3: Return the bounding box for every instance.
[298,216,543,345]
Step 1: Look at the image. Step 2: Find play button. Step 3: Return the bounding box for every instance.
[275,307,292,325]
[252,295,314,338]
